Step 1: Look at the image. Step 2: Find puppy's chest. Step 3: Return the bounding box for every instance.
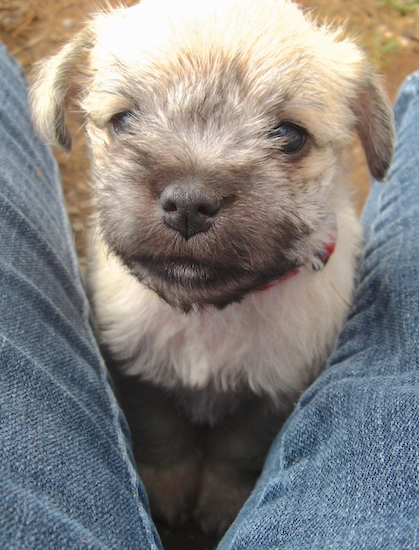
[126,307,266,388]
[116,284,324,402]
[125,312,286,422]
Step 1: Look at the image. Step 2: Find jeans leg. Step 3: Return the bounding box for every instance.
[0,44,162,550]
[220,71,419,550]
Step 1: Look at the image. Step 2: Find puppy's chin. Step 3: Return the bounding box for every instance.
[125,256,299,312]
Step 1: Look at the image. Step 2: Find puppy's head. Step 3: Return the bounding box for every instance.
[31,0,394,312]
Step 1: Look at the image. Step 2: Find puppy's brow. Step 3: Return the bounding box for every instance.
[84,93,137,127]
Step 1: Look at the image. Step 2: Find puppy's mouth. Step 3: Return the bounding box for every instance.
[125,254,300,312]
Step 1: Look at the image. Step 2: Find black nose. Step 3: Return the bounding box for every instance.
[159,183,222,239]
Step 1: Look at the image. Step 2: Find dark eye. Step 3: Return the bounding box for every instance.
[109,111,134,135]
[269,122,307,154]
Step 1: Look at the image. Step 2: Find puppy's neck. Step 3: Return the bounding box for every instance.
[252,223,337,294]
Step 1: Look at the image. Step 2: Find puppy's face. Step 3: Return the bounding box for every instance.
[31,0,394,312]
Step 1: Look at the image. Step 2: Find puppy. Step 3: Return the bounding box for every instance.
[31,0,394,536]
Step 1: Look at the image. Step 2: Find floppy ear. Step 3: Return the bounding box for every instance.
[30,28,94,152]
[351,72,395,181]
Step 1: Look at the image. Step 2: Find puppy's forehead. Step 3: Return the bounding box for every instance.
[88,0,363,139]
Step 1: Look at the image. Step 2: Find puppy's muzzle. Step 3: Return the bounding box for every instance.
[159,181,223,240]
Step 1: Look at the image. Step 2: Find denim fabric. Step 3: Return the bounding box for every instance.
[1,36,419,549]
[0,44,162,550]
[220,72,419,549]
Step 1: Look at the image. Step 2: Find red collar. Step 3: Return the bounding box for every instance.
[254,225,337,293]
[314,225,337,268]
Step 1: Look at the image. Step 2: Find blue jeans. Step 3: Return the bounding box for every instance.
[1,41,418,548]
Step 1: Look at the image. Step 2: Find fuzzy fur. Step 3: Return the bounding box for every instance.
[31,0,394,536]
